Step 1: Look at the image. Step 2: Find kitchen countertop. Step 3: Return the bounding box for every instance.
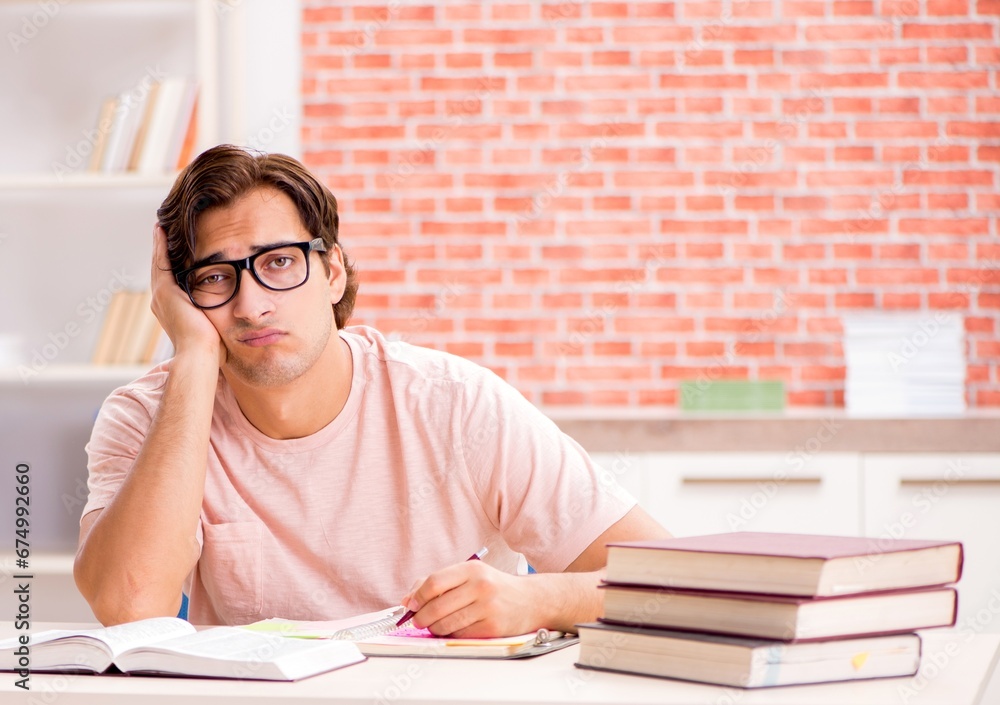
[547,409,1000,453]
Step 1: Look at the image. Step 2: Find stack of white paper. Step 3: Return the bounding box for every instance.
[843,313,966,416]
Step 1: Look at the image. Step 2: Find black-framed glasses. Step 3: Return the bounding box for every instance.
[176,238,328,310]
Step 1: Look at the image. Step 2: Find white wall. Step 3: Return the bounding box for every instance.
[231,0,302,158]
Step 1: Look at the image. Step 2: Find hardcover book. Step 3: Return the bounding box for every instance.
[599,584,958,641]
[575,622,922,688]
[605,532,963,597]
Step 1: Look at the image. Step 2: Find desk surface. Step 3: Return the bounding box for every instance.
[1,627,997,705]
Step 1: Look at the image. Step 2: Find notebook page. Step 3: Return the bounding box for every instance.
[244,606,406,640]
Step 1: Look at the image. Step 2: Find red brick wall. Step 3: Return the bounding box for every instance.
[300,1,1000,408]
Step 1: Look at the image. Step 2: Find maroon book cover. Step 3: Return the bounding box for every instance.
[598,583,959,642]
[610,531,962,562]
[608,531,964,583]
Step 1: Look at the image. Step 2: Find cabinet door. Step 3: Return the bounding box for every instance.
[644,452,862,537]
[863,453,1000,632]
[590,451,646,504]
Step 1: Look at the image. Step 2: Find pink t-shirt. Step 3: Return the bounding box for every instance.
[83,326,636,625]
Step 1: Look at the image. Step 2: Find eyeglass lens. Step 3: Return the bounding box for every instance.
[184,245,310,308]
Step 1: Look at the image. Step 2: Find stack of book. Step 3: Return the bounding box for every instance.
[87,75,199,176]
[577,532,963,688]
[92,290,172,366]
[842,313,966,416]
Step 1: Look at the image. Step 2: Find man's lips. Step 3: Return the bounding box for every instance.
[237,328,285,347]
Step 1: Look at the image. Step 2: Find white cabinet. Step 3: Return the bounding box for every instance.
[590,451,646,502]
[602,450,998,632]
[641,452,862,537]
[863,453,1000,632]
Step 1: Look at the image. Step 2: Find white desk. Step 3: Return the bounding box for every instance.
[0,627,997,705]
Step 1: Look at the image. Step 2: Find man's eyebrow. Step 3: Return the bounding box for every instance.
[189,240,305,268]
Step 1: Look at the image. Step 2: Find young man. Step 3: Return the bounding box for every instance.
[75,145,669,635]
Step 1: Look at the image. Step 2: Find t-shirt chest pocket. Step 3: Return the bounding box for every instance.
[199,521,264,623]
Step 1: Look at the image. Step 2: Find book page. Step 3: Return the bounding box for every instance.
[241,611,570,658]
[244,606,405,640]
[67,617,196,658]
[128,627,300,660]
[365,626,541,648]
[115,627,366,680]
[353,627,576,658]
[0,617,192,658]
[358,627,548,653]
[0,617,195,672]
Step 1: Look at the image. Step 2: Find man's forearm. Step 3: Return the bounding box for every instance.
[529,570,605,633]
[75,351,218,625]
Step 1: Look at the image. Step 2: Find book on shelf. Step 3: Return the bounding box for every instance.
[90,289,129,365]
[0,617,365,681]
[173,92,199,170]
[87,96,119,172]
[91,290,171,366]
[85,76,198,176]
[137,77,190,175]
[96,92,131,174]
[126,81,161,172]
[166,80,200,171]
[107,290,145,364]
[599,584,958,641]
[575,622,922,688]
[120,290,158,363]
[605,532,964,597]
[245,607,578,659]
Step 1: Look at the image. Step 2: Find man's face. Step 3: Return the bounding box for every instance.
[193,186,346,387]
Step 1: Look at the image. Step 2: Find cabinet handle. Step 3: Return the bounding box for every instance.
[899,478,1000,486]
[681,477,822,485]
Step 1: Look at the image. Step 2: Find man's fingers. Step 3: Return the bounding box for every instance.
[412,581,481,635]
[406,563,474,612]
[151,223,174,284]
[153,224,165,262]
[398,576,425,611]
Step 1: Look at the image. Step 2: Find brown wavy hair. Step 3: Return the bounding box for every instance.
[157,144,358,329]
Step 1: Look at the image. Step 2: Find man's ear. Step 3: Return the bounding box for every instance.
[327,243,347,304]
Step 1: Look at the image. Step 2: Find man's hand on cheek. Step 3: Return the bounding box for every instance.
[150,223,225,367]
[400,561,544,638]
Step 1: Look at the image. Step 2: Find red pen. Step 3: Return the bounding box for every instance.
[395,547,489,627]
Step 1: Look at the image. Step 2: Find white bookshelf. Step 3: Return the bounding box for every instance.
[0,1,298,564]
[0,173,180,190]
[0,364,154,386]
[0,0,229,179]
[0,0,240,365]
[0,0,243,563]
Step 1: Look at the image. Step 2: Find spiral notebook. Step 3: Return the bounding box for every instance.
[244,607,578,659]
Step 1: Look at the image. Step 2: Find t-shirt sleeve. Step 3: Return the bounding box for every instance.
[459,369,637,573]
[82,387,156,521]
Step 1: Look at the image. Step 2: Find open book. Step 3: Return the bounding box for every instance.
[244,607,578,659]
[0,617,364,680]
